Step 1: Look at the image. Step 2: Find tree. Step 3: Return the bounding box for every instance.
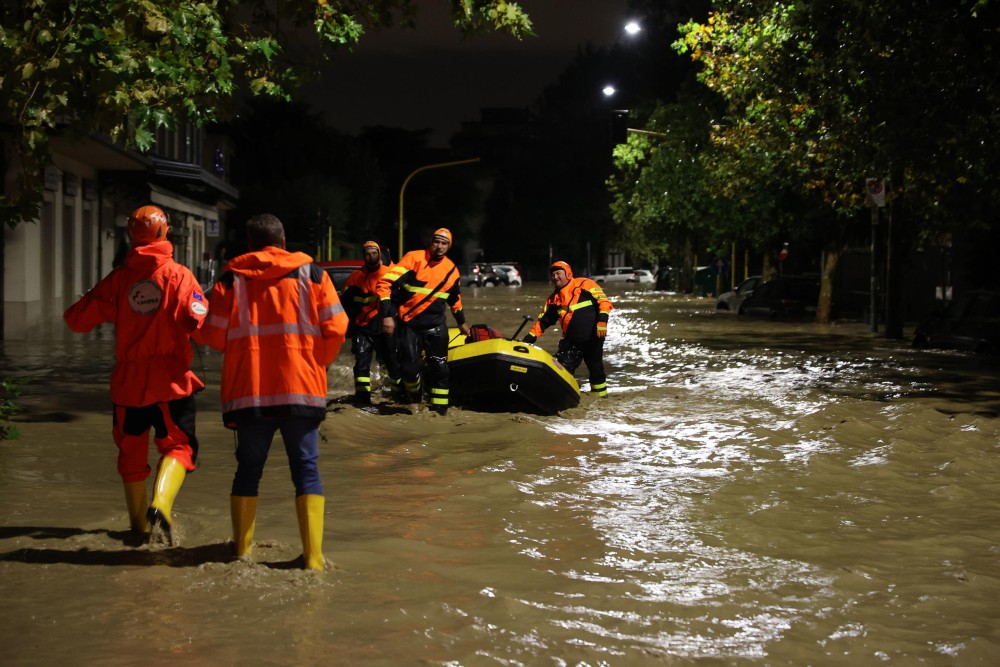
[225,99,386,257]
[0,0,533,227]
[666,0,1000,326]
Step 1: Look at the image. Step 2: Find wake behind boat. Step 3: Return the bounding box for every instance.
[447,324,581,415]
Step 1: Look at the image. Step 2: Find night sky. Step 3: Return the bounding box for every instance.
[299,0,631,146]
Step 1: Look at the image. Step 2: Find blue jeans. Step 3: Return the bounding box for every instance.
[231,416,323,497]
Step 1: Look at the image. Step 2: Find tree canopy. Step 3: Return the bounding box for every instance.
[0,0,533,226]
[607,0,1000,317]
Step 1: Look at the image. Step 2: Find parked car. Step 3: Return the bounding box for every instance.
[655,266,676,291]
[912,290,1000,354]
[318,259,364,292]
[737,276,821,319]
[491,263,523,286]
[462,263,500,287]
[627,269,655,285]
[591,266,635,284]
[716,275,763,311]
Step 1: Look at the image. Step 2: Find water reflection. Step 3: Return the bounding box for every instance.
[2,287,999,664]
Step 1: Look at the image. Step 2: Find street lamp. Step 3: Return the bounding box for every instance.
[602,85,617,97]
[398,158,480,259]
[624,21,641,36]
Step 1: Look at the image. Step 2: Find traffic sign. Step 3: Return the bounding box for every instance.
[866,178,885,208]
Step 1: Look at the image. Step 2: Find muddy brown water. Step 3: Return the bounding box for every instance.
[2,285,999,665]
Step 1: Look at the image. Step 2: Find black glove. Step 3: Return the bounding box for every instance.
[522,334,537,344]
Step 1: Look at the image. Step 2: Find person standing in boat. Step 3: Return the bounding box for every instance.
[63,205,207,544]
[378,227,471,415]
[341,240,403,405]
[522,260,613,397]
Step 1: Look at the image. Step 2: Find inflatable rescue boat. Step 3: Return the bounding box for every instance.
[447,326,580,414]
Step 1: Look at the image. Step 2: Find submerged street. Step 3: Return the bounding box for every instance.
[2,285,999,665]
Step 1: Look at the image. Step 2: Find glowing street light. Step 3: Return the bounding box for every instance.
[602,85,617,97]
[624,21,641,36]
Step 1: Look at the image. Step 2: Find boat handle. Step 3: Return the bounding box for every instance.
[509,383,519,392]
[513,345,529,353]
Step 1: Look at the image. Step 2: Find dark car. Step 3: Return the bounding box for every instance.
[318,259,364,292]
[738,276,821,319]
[462,263,500,287]
[655,266,676,291]
[716,275,762,311]
[491,263,523,286]
[912,290,1000,354]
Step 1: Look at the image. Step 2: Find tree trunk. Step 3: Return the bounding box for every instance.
[679,236,695,293]
[816,246,840,324]
[761,253,775,281]
[883,172,906,339]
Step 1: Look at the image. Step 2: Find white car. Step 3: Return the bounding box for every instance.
[716,275,762,311]
[590,266,635,284]
[491,264,522,286]
[627,269,655,285]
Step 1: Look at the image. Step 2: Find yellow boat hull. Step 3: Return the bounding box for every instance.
[447,329,580,414]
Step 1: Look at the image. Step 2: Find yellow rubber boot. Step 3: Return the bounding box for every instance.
[231,495,258,560]
[123,481,149,533]
[147,456,187,538]
[295,494,325,571]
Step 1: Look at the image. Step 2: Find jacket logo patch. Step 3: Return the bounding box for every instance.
[191,301,208,316]
[128,279,162,314]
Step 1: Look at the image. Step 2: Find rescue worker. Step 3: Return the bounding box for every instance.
[378,228,471,415]
[64,205,206,544]
[523,260,613,397]
[341,240,402,404]
[195,214,347,571]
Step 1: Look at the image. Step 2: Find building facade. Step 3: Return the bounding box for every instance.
[2,126,237,340]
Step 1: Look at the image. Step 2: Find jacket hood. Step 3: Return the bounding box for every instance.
[125,240,175,271]
[225,246,314,280]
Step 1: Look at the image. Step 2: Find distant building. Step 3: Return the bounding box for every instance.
[2,125,237,339]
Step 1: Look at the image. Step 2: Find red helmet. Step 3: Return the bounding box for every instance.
[127,205,169,246]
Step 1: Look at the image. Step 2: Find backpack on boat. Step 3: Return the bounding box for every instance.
[466,324,505,343]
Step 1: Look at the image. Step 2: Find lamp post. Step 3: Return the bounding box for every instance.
[398,158,480,260]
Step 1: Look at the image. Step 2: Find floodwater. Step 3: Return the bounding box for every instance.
[2,285,999,666]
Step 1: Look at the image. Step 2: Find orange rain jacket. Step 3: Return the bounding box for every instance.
[342,262,394,334]
[529,277,613,343]
[63,240,207,407]
[195,247,347,425]
[377,249,466,329]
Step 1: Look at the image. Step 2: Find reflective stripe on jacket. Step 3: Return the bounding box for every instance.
[377,249,465,329]
[529,277,613,342]
[63,240,206,406]
[195,247,348,425]
[342,263,394,331]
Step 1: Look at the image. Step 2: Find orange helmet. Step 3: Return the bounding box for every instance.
[127,205,169,246]
[549,260,573,279]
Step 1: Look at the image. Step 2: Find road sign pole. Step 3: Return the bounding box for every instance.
[870,206,879,332]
